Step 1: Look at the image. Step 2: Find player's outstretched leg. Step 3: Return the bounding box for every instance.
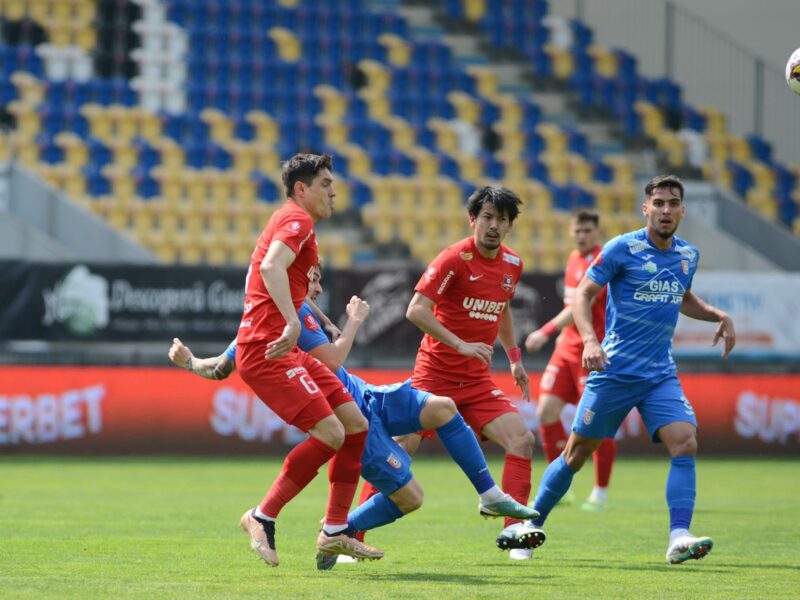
[423,396,538,521]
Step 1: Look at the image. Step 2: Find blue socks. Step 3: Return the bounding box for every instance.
[666,456,696,531]
[532,455,576,526]
[348,492,404,532]
[436,413,495,494]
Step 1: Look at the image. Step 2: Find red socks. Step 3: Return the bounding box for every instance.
[593,438,617,488]
[259,436,337,518]
[324,430,368,526]
[539,421,568,464]
[502,453,532,528]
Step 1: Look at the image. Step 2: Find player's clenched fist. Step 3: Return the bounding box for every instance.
[346,296,370,323]
[169,337,193,370]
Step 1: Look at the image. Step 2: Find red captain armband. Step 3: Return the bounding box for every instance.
[506,347,522,363]
[540,321,559,338]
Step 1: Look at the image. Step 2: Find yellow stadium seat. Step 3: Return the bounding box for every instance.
[81,104,112,140]
[201,108,234,144]
[588,45,618,77]
[357,60,391,93]
[546,45,575,80]
[55,132,88,167]
[314,85,348,119]
[267,27,301,62]
[466,65,498,98]
[378,34,411,67]
[135,108,162,142]
[8,100,40,139]
[463,0,487,21]
[245,111,279,145]
[447,91,479,124]
[205,244,229,266]
[10,72,44,105]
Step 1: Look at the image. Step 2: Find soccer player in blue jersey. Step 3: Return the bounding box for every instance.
[168,266,537,569]
[511,175,736,564]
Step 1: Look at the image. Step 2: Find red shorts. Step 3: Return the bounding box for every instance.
[411,373,519,441]
[236,342,353,432]
[539,347,587,405]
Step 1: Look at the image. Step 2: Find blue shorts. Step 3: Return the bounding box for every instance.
[360,379,430,495]
[572,374,697,442]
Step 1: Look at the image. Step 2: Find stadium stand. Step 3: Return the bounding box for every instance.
[0,0,795,271]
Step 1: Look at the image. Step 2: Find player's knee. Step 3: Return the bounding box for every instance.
[670,434,698,457]
[563,440,593,471]
[311,418,345,449]
[342,411,369,435]
[506,429,535,458]
[424,395,457,427]
[395,487,423,514]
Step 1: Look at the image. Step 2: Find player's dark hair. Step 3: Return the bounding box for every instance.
[571,207,599,226]
[466,185,522,223]
[281,153,333,199]
[645,174,684,201]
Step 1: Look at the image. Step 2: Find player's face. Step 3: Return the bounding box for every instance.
[643,186,684,240]
[307,266,323,301]
[296,168,336,221]
[470,202,511,256]
[570,220,599,255]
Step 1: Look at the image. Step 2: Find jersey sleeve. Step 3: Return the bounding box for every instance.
[586,236,625,287]
[414,249,461,300]
[297,302,330,353]
[686,246,700,290]
[271,210,315,256]
[224,338,237,361]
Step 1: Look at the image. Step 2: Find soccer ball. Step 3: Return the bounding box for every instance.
[786,48,800,95]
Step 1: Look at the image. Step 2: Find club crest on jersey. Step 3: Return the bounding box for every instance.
[304,314,319,331]
[459,252,473,261]
[502,252,520,266]
[583,409,595,425]
[681,260,689,275]
[386,453,402,469]
[501,273,513,292]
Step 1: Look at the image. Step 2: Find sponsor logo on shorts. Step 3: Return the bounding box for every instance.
[583,409,595,425]
[386,453,402,469]
[501,274,513,292]
[285,367,308,379]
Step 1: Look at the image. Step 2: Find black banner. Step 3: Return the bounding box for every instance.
[0,262,247,341]
[0,262,565,349]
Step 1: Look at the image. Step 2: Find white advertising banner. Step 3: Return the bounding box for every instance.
[673,272,800,358]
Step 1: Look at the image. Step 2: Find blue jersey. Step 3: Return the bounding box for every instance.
[225,302,368,411]
[586,228,699,381]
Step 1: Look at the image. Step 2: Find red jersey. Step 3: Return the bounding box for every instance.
[412,237,523,383]
[237,202,318,344]
[558,246,606,354]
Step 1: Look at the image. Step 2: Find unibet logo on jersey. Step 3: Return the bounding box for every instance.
[463,297,506,322]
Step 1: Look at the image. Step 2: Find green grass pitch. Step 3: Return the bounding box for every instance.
[1,456,798,599]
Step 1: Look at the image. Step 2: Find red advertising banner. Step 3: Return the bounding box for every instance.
[1,367,798,454]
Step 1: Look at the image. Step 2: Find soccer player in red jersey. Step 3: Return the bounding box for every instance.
[403,185,545,560]
[525,209,617,511]
[235,153,382,567]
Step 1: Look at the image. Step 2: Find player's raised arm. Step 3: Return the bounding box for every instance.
[406,291,493,365]
[680,290,736,358]
[308,296,370,371]
[498,305,529,401]
[260,240,302,359]
[168,337,235,380]
[573,277,608,372]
